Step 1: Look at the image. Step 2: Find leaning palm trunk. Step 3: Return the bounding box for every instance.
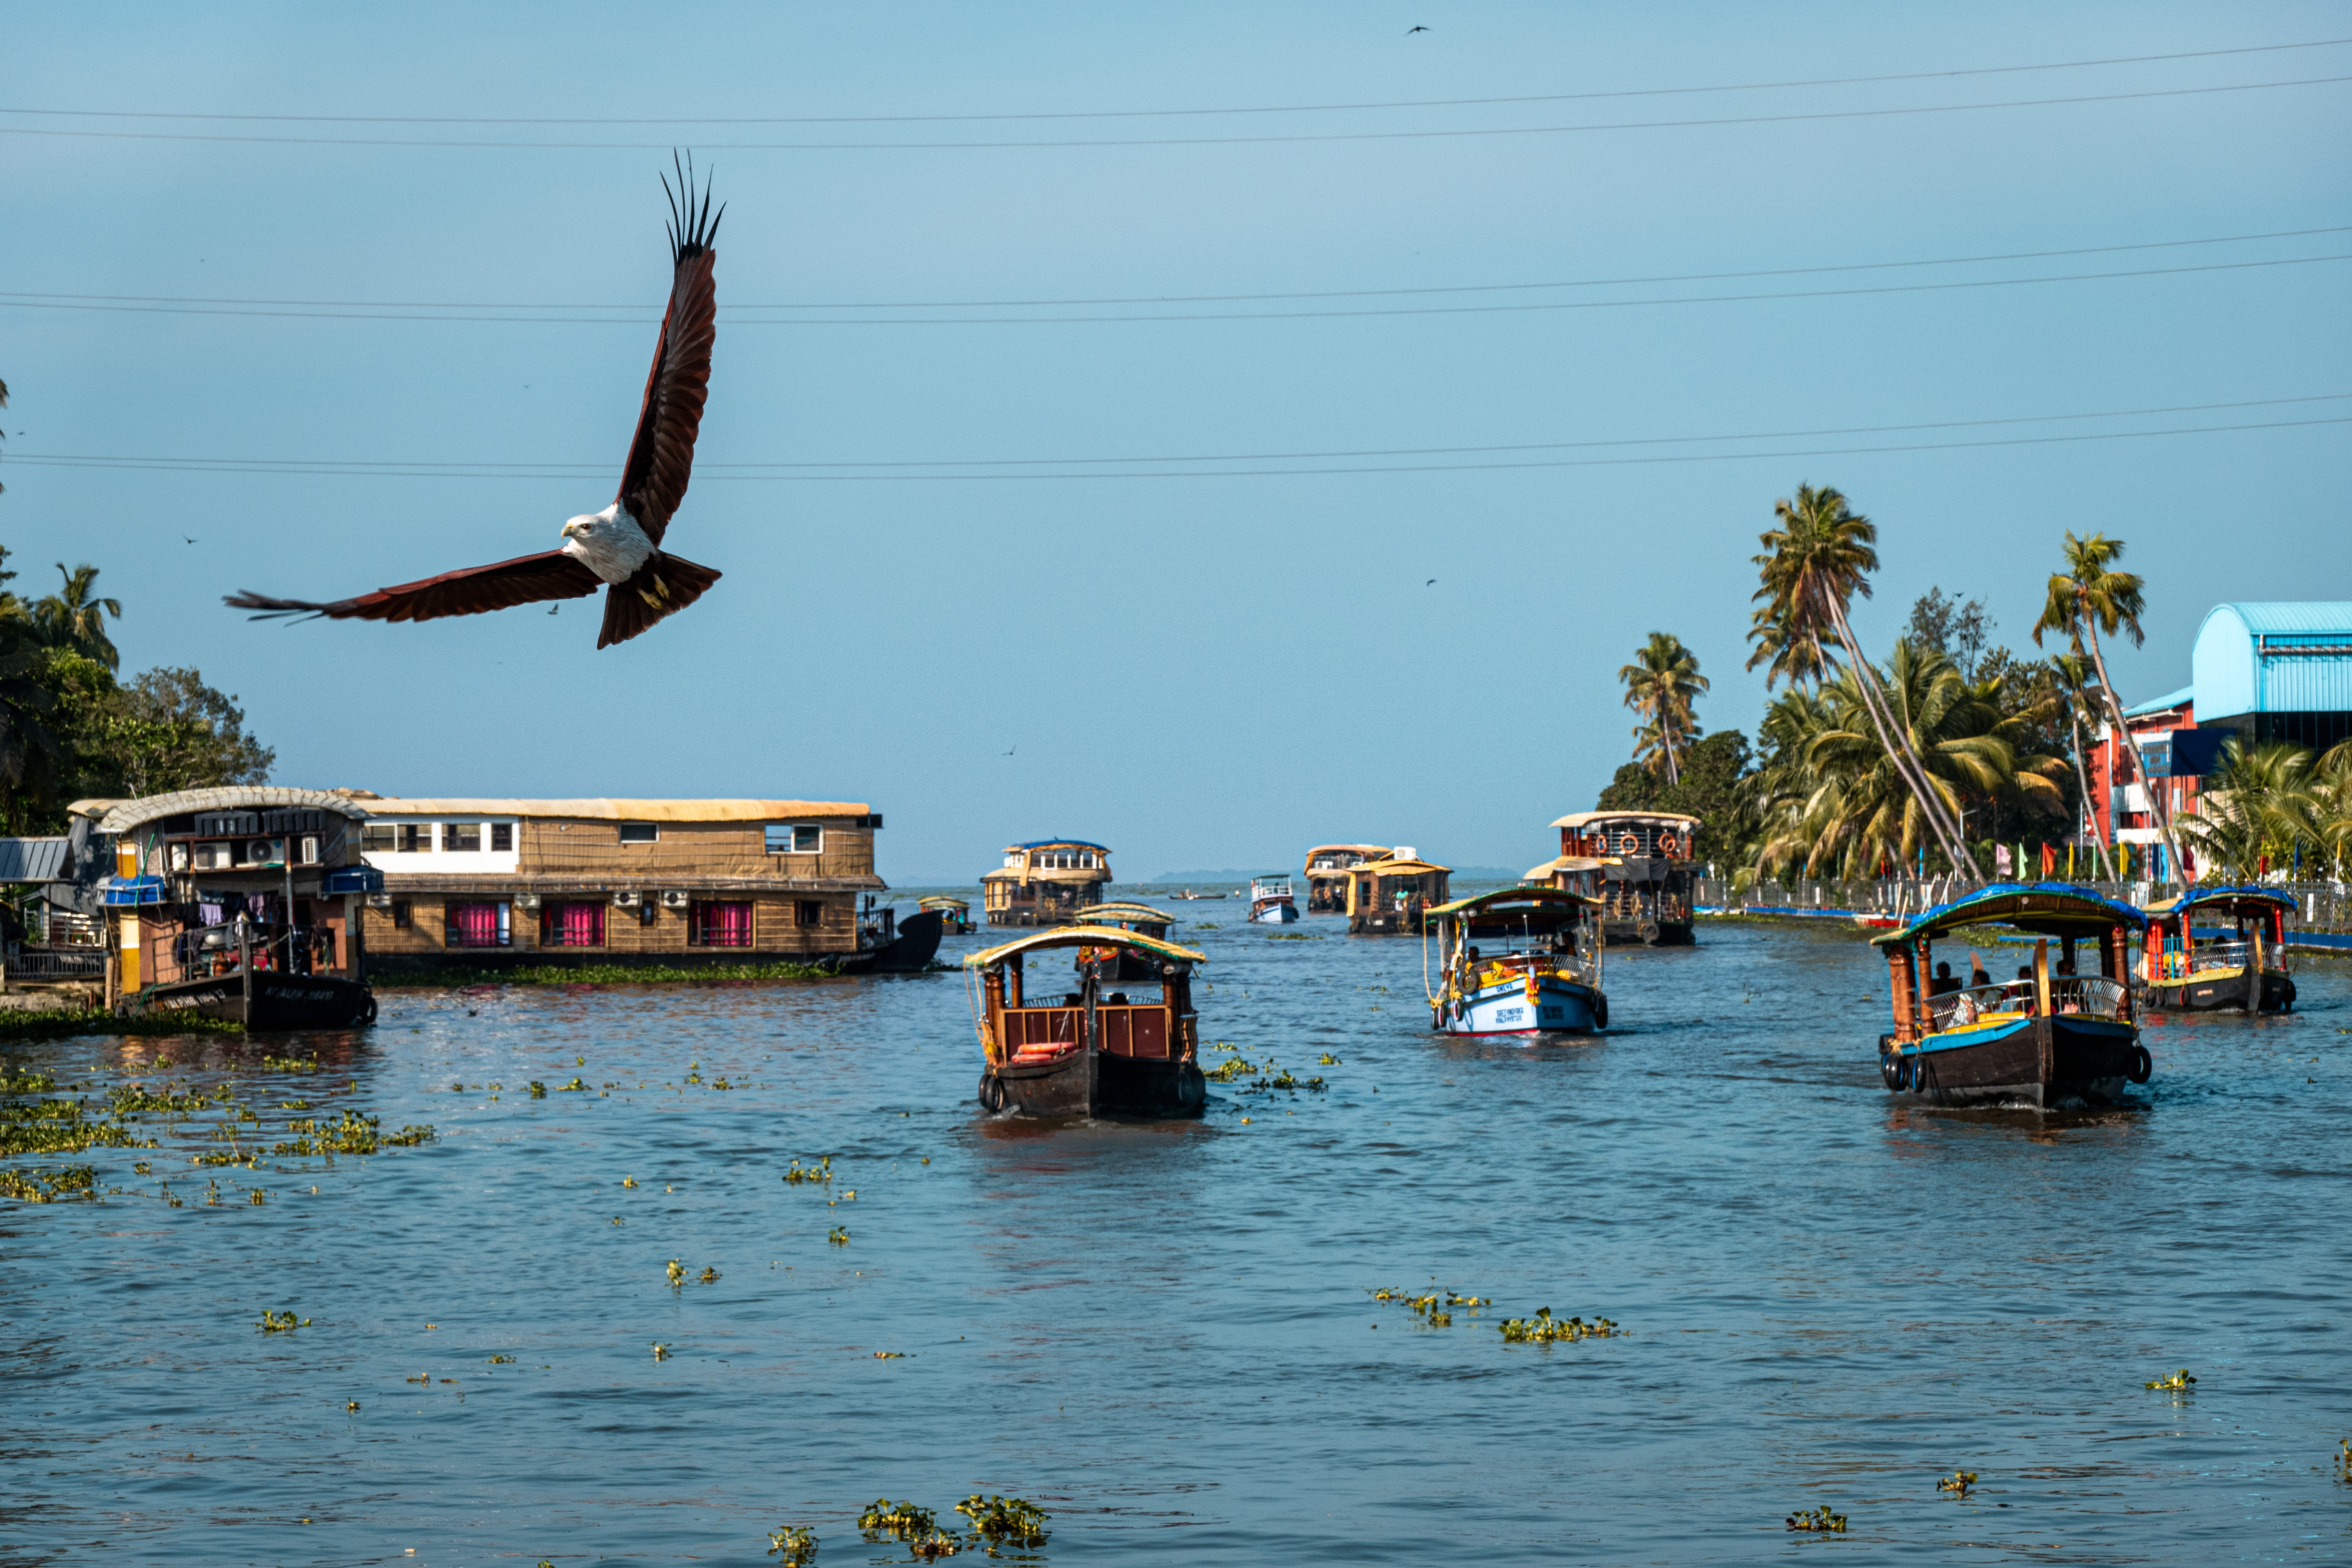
[2066,701,2116,881]
[2080,620,2187,881]
[1818,591,1981,880]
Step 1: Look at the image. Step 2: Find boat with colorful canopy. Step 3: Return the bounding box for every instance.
[918,894,974,935]
[1871,882,2150,1106]
[965,924,1208,1118]
[1422,886,1608,1037]
[2139,886,2297,1012]
[1074,901,1180,980]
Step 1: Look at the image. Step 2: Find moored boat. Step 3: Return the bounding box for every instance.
[1550,811,1701,945]
[1423,887,1607,1037]
[966,925,1208,1118]
[1873,882,2150,1107]
[2138,886,2297,1012]
[918,895,974,935]
[1248,875,1300,924]
[1341,848,1451,935]
[1073,901,1181,980]
[979,839,1112,927]
[829,897,943,975]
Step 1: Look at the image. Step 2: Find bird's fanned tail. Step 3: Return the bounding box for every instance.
[599,551,722,649]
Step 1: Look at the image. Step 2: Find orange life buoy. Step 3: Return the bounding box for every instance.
[1620,833,1639,854]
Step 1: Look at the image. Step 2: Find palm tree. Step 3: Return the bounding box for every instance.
[1747,484,1978,878]
[1619,632,1708,784]
[2050,649,2116,880]
[35,563,122,671]
[2309,740,2352,881]
[1748,641,2065,880]
[2177,740,2315,882]
[2030,531,2185,881]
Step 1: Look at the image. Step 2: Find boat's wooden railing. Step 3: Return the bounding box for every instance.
[1000,1005,1081,1058]
[998,1001,1179,1060]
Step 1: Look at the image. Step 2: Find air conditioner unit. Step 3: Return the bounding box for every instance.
[516,893,542,911]
[612,890,641,908]
[367,893,393,909]
[660,890,691,910]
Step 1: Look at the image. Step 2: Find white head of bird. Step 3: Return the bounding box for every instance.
[560,502,655,585]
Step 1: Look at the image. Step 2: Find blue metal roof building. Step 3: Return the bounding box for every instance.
[2191,602,2352,748]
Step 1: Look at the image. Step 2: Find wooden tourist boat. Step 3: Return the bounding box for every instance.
[918,895,974,935]
[1248,875,1300,924]
[1303,844,1388,913]
[979,839,1112,927]
[1073,902,1180,981]
[1341,849,1451,936]
[2139,886,2297,1012]
[76,787,383,1032]
[1873,883,2151,1107]
[1549,811,1700,945]
[966,925,1208,1118]
[1423,887,1608,1037]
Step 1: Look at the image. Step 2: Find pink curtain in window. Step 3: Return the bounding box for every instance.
[555,903,603,946]
[702,902,752,947]
[450,903,501,947]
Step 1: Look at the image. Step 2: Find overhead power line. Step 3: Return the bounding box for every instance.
[8,395,2345,482]
[5,37,2345,125]
[2,74,2345,150]
[5,225,2340,314]
[3,253,2343,326]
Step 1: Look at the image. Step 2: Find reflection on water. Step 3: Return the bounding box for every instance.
[1,918,2348,1564]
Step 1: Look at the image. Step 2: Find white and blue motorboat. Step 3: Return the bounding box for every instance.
[1423,887,1607,1038]
[1248,875,1301,924]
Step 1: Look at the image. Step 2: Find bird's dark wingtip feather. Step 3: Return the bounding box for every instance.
[663,150,719,261]
[224,590,329,623]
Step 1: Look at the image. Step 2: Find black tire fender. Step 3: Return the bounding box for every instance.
[1881,1052,1911,1091]
[978,1073,1006,1112]
[1592,992,1608,1031]
[357,992,379,1027]
[2126,1044,2153,1085]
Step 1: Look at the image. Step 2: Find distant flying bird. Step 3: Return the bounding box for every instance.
[1407,24,1428,32]
[226,159,727,649]
[1003,746,1016,756]
[1425,578,1436,586]
[184,536,199,545]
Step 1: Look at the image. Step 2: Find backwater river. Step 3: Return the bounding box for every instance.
[3,908,2349,1565]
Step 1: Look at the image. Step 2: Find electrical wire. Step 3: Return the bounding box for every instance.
[5,37,2344,124]
[2,74,2345,150]
[4,254,2342,327]
[7,398,2343,482]
[5,225,2340,313]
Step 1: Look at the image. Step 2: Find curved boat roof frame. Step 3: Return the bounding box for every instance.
[2144,885,2296,917]
[1008,839,1110,853]
[1075,903,1176,926]
[1426,885,1598,929]
[965,925,1206,968]
[1871,881,2147,946]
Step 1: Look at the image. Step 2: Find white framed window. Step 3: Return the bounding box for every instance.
[444,823,482,853]
[360,824,397,853]
[767,824,821,854]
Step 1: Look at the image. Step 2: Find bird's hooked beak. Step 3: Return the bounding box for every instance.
[559,520,580,541]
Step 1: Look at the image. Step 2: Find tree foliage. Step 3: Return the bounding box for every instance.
[1617,632,1708,785]
[1596,729,1759,870]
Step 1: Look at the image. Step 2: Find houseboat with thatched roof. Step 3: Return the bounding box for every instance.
[1342,849,1451,936]
[1549,811,1700,945]
[980,839,1112,927]
[71,787,383,1030]
[1303,845,1388,913]
[2139,886,2297,1012]
[965,925,1208,1118]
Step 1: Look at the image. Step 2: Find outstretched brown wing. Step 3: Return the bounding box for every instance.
[225,551,602,624]
[616,173,722,546]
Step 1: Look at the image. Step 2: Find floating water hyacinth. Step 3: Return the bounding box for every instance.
[1317,1053,1342,1065]
[827,1226,850,1245]
[859,1499,936,1538]
[2144,1369,2196,1391]
[698,1266,720,1283]
[782,1157,833,1186]
[957,1494,1049,1546]
[650,1342,671,1360]
[873,1351,907,1360]
[2336,1438,2352,1482]
[666,1259,686,1287]
[257,1054,318,1073]
[1497,1308,1618,1344]
[1786,1505,1847,1532]
[906,1532,962,1560]
[487,1354,514,1364]
[1938,1470,1978,1498]
[528,1082,547,1099]
[622,1176,637,1188]
[256,1308,309,1333]
[766,1524,816,1563]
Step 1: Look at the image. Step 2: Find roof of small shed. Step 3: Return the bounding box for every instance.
[72,787,372,836]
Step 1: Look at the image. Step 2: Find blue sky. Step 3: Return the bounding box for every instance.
[4,3,2347,881]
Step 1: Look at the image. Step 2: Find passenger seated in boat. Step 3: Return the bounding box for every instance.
[1928,962,1959,996]
[1968,949,1991,989]
[2009,964,2038,1012]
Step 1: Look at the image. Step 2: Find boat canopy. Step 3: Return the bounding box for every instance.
[1360,855,1450,876]
[2144,885,2296,919]
[1550,810,1700,830]
[1870,882,2148,947]
[1008,838,1110,853]
[1424,885,1596,932]
[1075,903,1175,927]
[1523,854,1608,879]
[1304,844,1388,858]
[917,895,970,911]
[965,925,1207,969]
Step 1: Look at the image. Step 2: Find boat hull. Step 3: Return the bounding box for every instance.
[1249,900,1299,924]
[125,972,377,1032]
[1437,975,1605,1037]
[2142,969,2295,1013]
[1883,1013,2141,1107]
[1601,918,1694,946]
[979,1048,1206,1119]
[831,911,945,975]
